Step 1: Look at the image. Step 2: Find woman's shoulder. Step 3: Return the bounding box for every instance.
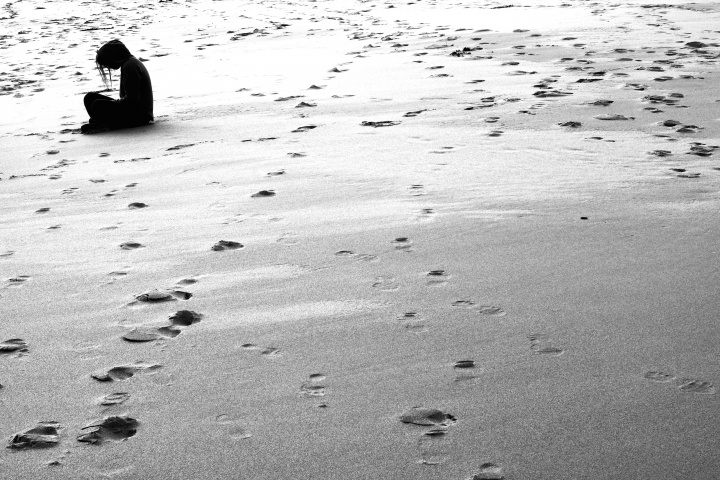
[122,56,149,72]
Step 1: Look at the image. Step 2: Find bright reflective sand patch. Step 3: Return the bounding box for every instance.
[208,300,386,327]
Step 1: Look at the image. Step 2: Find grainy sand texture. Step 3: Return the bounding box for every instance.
[1,0,720,478]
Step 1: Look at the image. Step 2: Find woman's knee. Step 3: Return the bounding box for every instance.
[84,92,102,112]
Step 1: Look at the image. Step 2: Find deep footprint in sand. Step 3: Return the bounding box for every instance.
[77,416,139,444]
[529,334,564,356]
[91,362,162,382]
[251,190,275,198]
[211,240,244,251]
[400,407,457,427]
[677,378,715,395]
[120,242,144,250]
[169,310,203,326]
[426,269,449,287]
[8,422,61,450]
[0,338,28,355]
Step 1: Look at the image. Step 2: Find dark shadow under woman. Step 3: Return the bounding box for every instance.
[82,40,153,134]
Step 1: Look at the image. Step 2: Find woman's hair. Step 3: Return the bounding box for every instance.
[95,39,132,88]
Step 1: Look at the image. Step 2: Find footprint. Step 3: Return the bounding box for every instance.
[211,240,244,251]
[648,150,672,157]
[241,343,281,357]
[300,373,327,398]
[392,237,413,251]
[677,378,715,395]
[529,334,564,356]
[127,202,148,209]
[452,300,476,308]
[8,422,61,450]
[91,362,162,382]
[273,233,299,246]
[251,190,275,198]
[587,99,613,106]
[426,269,449,287]
[0,338,28,354]
[372,276,399,291]
[97,392,131,407]
[215,414,252,441]
[292,125,316,133]
[430,146,456,154]
[404,109,427,117]
[397,312,428,333]
[122,325,181,342]
[594,114,633,121]
[408,184,425,196]
[454,359,481,382]
[166,143,195,151]
[475,306,506,316]
[644,371,675,383]
[452,301,506,316]
[120,242,144,250]
[400,407,456,427]
[131,289,192,305]
[417,427,452,465]
[416,207,436,221]
[169,310,203,326]
[77,416,139,444]
[471,462,505,480]
[361,120,400,127]
[6,275,31,288]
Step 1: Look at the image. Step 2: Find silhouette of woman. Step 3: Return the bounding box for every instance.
[82,40,153,133]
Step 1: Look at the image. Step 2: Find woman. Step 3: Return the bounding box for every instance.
[82,40,153,133]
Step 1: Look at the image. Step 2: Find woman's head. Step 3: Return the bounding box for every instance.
[95,40,132,87]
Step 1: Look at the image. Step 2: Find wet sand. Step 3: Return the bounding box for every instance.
[1,0,720,478]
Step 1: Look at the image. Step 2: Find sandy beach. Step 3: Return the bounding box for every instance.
[1,0,720,478]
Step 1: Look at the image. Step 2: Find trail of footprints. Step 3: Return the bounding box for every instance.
[644,370,715,394]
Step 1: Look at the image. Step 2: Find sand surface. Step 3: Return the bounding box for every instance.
[1,0,720,478]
